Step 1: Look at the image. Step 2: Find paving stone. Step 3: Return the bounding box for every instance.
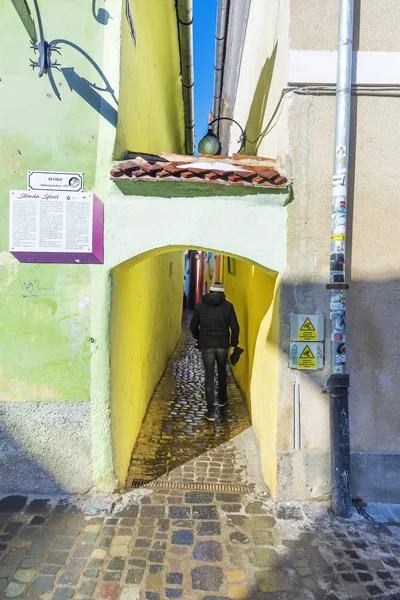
[5,582,26,597]
[197,522,221,536]
[358,572,373,582]
[171,530,193,546]
[48,552,69,566]
[53,500,83,515]
[166,572,183,584]
[58,570,80,585]
[28,575,55,594]
[148,551,165,563]
[26,539,51,555]
[135,538,151,548]
[25,499,52,516]
[165,589,182,598]
[193,541,222,562]
[245,501,270,515]
[229,531,249,544]
[228,583,248,598]
[191,566,224,591]
[21,557,42,569]
[41,566,60,575]
[185,493,214,504]
[54,537,75,551]
[13,568,35,583]
[107,557,125,570]
[0,567,13,578]
[140,507,165,518]
[129,559,146,568]
[0,496,27,514]
[73,544,93,558]
[115,505,139,518]
[248,548,279,568]
[252,531,274,545]
[83,568,99,578]
[52,588,75,600]
[99,582,120,599]
[221,504,242,513]
[29,515,48,526]
[215,494,241,503]
[192,506,219,520]
[366,584,383,595]
[104,571,122,581]
[145,593,160,600]
[126,568,144,584]
[149,564,163,574]
[168,507,190,519]
[80,580,97,596]
[172,519,194,528]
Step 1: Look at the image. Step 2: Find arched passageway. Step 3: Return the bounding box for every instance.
[110,245,281,494]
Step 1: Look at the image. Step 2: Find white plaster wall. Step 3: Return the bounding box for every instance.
[290,0,400,52]
[105,190,288,274]
[220,0,290,166]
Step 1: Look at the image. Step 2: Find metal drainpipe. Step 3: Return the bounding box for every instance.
[177,0,194,155]
[327,0,354,518]
[212,0,230,135]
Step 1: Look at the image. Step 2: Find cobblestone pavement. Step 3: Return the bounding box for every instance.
[127,312,252,486]
[2,314,400,599]
[0,493,400,599]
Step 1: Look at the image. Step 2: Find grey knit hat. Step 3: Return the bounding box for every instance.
[210,282,225,293]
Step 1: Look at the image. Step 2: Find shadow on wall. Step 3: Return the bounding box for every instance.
[0,422,61,494]
[244,42,278,155]
[0,402,93,495]
[39,38,119,126]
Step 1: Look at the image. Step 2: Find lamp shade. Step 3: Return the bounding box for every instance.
[198,130,220,155]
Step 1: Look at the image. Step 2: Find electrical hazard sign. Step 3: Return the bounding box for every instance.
[290,313,324,342]
[290,341,324,370]
[298,345,316,368]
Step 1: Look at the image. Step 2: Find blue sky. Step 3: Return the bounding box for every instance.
[193,0,218,151]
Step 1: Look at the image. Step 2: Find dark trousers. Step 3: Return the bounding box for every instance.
[201,348,229,409]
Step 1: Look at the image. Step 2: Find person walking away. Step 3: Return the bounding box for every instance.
[189,282,240,421]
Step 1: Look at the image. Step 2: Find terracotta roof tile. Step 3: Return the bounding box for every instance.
[111,152,288,189]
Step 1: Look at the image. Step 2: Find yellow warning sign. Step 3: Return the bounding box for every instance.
[298,345,317,369]
[299,317,316,341]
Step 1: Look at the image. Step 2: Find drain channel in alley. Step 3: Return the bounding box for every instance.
[127,311,263,490]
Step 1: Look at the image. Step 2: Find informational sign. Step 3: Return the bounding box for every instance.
[290,313,324,342]
[28,171,84,192]
[9,191,103,264]
[290,342,324,370]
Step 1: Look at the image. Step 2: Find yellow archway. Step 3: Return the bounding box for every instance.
[110,245,281,495]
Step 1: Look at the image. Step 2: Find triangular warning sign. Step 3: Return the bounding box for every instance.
[300,317,315,332]
[299,345,315,359]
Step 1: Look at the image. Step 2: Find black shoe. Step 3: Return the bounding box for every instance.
[218,400,228,408]
[204,410,215,422]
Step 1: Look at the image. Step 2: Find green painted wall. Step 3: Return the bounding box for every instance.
[110,251,184,486]
[0,0,110,401]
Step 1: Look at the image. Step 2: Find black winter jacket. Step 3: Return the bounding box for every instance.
[189,292,240,349]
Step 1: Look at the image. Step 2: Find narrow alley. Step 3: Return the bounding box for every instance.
[127,311,259,490]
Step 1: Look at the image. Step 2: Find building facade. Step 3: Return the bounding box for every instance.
[216,0,400,502]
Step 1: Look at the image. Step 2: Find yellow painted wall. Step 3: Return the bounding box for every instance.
[110,251,184,486]
[115,0,186,157]
[223,260,280,494]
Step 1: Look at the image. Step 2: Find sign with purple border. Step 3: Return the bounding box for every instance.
[9,191,104,264]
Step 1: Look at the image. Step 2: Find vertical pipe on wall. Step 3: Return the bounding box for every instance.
[327,0,354,518]
[294,371,300,450]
